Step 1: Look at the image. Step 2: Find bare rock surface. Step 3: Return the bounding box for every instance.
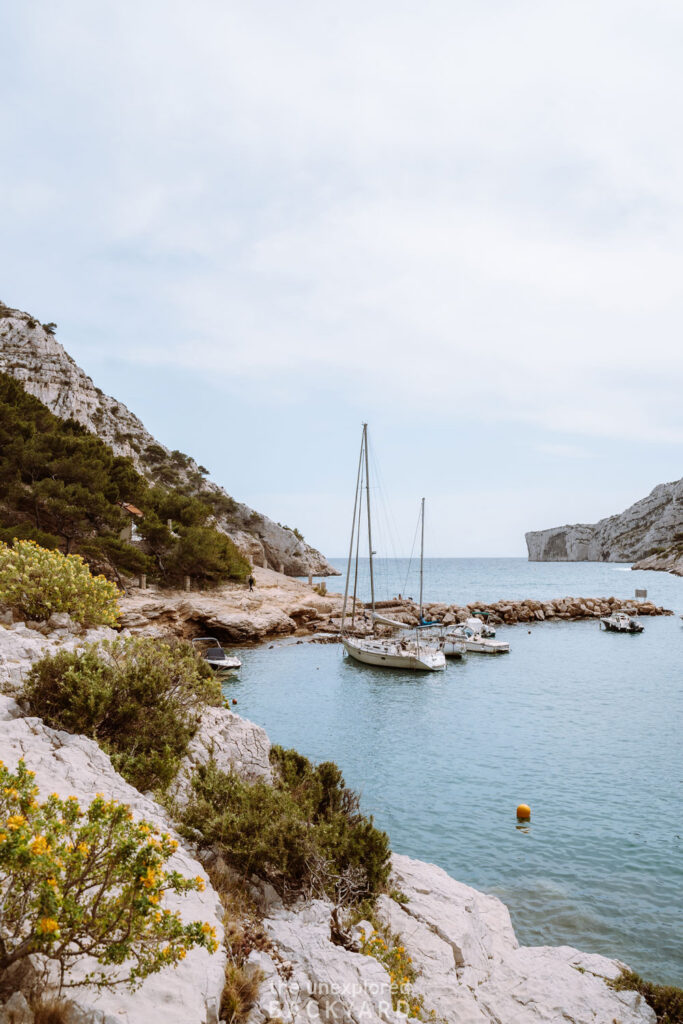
[632,546,683,577]
[251,855,655,1024]
[0,305,337,576]
[118,567,343,641]
[526,478,683,563]
[0,718,226,1024]
[0,623,118,694]
[171,705,272,805]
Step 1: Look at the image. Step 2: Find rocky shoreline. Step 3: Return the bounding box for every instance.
[632,548,683,577]
[113,567,673,645]
[0,619,658,1024]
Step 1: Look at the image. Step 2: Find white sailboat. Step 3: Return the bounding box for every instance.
[341,426,446,672]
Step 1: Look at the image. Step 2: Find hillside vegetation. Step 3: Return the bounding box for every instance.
[0,372,250,585]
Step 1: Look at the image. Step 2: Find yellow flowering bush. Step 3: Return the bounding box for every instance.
[0,540,120,626]
[0,759,218,990]
[359,927,430,1019]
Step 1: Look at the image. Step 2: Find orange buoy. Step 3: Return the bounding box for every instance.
[516,803,531,821]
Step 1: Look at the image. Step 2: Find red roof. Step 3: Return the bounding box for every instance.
[121,503,143,517]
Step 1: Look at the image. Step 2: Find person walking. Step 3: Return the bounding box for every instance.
[248,574,255,592]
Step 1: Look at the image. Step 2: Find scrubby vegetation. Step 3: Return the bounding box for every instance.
[0,759,217,992]
[205,858,267,1023]
[181,745,391,904]
[23,637,222,793]
[612,970,683,1024]
[0,372,250,586]
[0,540,120,627]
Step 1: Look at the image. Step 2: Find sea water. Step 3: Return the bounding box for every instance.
[225,560,683,984]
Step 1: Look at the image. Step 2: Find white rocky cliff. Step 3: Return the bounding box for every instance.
[0,303,337,577]
[526,477,683,563]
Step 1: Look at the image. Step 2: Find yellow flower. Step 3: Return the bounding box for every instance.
[30,835,50,856]
[77,842,90,856]
[36,917,59,935]
[3,787,19,799]
[7,815,25,830]
[141,867,156,889]
[178,948,186,960]
[148,894,160,905]
[201,923,216,939]
[194,875,206,892]
[0,834,6,843]
[47,877,58,888]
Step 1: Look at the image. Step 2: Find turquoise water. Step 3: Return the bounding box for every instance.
[229,560,683,984]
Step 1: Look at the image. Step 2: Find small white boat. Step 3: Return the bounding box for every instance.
[599,613,644,634]
[464,616,496,638]
[342,636,446,671]
[439,637,468,658]
[445,626,510,654]
[191,637,241,671]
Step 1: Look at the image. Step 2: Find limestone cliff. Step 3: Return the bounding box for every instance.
[526,478,683,563]
[0,304,337,576]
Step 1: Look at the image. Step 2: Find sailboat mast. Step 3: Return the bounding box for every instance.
[419,497,425,621]
[363,423,376,617]
[341,432,364,632]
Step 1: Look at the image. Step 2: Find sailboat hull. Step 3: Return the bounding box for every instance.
[342,638,446,672]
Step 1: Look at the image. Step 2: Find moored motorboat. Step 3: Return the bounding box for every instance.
[599,613,644,634]
[445,626,510,654]
[191,636,242,670]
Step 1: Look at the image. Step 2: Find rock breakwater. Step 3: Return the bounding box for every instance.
[328,595,671,635]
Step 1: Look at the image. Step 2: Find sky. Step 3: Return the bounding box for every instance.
[1,1,682,557]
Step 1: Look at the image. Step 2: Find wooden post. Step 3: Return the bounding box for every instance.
[184,576,191,592]
[279,562,284,574]
[139,574,147,590]
[308,573,313,586]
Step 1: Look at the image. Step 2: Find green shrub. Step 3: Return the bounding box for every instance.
[0,759,218,991]
[612,970,683,1023]
[167,526,251,584]
[181,746,390,903]
[0,540,120,626]
[23,637,222,793]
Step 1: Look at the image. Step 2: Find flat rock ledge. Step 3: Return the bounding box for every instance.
[249,855,655,1024]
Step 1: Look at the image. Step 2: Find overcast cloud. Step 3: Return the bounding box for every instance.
[1,1,681,556]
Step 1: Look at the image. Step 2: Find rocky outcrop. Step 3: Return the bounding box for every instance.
[0,716,226,1024]
[632,545,683,577]
[248,855,655,1024]
[118,566,341,641]
[525,478,683,563]
[171,705,273,806]
[0,304,337,576]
